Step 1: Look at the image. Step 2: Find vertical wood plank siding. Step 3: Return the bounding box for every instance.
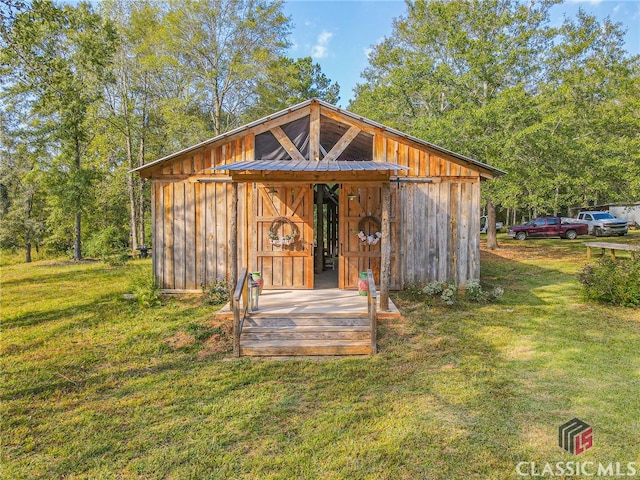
[148,113,486,291]
[400,180,480,286]
[152,136,251,291]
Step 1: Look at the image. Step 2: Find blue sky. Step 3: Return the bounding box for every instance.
[282,0,640,107]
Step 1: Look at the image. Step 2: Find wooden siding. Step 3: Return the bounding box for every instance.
[152,179,247,291]
[373,133,479,180]
[145,103,486,291]
[399,179,480,286]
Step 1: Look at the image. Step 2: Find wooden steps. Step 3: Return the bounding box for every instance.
[240,314,372,356]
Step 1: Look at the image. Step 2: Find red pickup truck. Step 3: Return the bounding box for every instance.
[507,217,589,240]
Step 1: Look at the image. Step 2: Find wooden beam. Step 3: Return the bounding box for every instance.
[380,182,391,311]
[322,126,361,162]
[230,182,238,306]
[315,185,324,274]
[310,102,321,161]
[271,126,307,162]
[230,172,390,183]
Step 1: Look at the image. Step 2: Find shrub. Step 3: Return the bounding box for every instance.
[422,281,446,296]
[464,280,487,302]
[202,280,230,305]
[464,280,504,303]
[131,271,161,308]
[578,257,640,307]
[441,285,456,305]
[86,226,129,266]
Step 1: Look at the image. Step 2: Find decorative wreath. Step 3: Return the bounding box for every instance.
[357,215,382,245]
[268,216,300,246]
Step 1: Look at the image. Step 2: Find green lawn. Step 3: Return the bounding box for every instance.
[2,235,640,479]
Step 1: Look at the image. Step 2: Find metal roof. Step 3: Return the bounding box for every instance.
[210,160,411,172]
[132,98,506,177]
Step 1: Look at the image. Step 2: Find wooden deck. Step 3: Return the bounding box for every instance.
[217,288,400,356]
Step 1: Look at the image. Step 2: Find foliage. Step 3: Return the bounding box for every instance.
[130,269,161,307]
[1,0,118,261]
[0,0,340,264]
[578,257,640,307]
[351,0,640,221]
[464,279,505,303]
[161,0,291,135]
[202,279,231,305]
[245,56,340,120]
[422,280,446,296]
[0,112,47,262]
[417,279,503,305]
[84,225,129,266]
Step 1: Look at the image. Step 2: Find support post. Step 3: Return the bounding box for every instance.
[380,181,391,311]
[230,181,238,307]
[315,184,324,274]
[310,101,321,161]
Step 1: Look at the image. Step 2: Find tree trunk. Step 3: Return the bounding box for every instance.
[486,199,499,250]
[25,241,32,263]
[73,136,82,261]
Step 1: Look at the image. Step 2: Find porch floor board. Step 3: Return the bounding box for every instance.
[216,288,400,320]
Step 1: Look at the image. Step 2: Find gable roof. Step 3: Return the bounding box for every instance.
[132,98,506,177]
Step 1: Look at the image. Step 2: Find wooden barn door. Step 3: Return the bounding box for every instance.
[339,183,383,289]
[253,183,314,289]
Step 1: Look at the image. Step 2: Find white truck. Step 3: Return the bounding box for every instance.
[576,211,628,237]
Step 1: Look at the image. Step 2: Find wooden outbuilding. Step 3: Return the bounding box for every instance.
[134,99,504,355]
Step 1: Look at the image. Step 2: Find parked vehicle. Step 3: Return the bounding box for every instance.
[480,215,504,234]
[507,217,589,240]
[576,211,628,236]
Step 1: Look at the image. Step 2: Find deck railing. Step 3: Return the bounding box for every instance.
[366,269,377,355]
[232,268,249,357]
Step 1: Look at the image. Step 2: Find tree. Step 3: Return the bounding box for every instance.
[352,0,556,247]
[0,110,47,262]
[351,0,638,246]
[1,0,117,260]
[244,56,340,120]
[162,0,291,135]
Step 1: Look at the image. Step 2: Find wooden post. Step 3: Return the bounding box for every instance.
[380,181,391,311]
[315,184,324,274]
[230,181,238,306]
[310,102,320,161]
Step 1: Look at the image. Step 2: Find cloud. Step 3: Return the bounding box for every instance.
[311,30,333,59]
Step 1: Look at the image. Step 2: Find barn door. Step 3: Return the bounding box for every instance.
[339,184,383,289]
[253,183,314,289]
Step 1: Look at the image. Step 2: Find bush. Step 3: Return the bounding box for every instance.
[130,271,161,308]
[422,281,446,296]
[417,279,504,306]
[86,226,129,266]
[202,280,230,305]
[578,257,640,307]
[464,280,504,303]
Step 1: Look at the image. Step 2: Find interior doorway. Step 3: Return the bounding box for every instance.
[314,184,339,289]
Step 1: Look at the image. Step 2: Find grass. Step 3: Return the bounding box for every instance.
[2,234,640,479]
